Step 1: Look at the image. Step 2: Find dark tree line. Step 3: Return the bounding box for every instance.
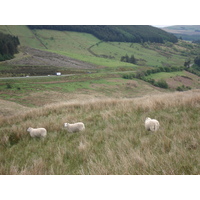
[0,32,20,61]
[184,56,200,68]
[185,56,200,76]
[194,56,200,67]
[28,25,178,44]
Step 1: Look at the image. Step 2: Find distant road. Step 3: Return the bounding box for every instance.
[0,71,136,80]
[0,74,76,80]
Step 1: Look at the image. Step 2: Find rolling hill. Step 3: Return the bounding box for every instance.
[163,25,200,41]
[0,25,199,76]
[28,25,178,43]
[1,25,200,93]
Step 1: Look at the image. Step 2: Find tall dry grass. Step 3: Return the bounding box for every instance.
[0,90,200,174]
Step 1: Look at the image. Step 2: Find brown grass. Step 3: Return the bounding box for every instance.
[1,90,200,174]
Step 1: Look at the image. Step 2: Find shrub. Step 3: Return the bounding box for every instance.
[135,71,145,79]
[122,73,136,79]
[176,85,191,91]
[6,83,12,89]
[120,54,137,64]
[154,79,169,89]
[194,56,200,67]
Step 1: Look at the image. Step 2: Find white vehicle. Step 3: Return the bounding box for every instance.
[56,72,61,76]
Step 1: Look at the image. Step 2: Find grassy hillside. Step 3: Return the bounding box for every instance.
[142,70,200,90]
[0,73,163,108]
[0,90,200,175]
[24,30,197,68]
[0,25,199,73]
[28,25,178,43]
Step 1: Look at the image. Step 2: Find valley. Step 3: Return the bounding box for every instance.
[0,25,200,175]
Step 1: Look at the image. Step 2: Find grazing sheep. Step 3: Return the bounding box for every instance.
[64,122,85,133]
[27,127,47,138]
[145,117,160,132]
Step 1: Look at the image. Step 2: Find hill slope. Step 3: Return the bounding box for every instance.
[28,25,178,43]
[0,90,200,174]
[1,25,200,90]
[0,26,196,70]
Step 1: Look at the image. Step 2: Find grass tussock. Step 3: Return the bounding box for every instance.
[1,90,200,174]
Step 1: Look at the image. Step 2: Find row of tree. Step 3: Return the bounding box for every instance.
[194,56,200,67]
[184,56,200,69]
[0,32,20,61]
[28,25,178,44]
[123,66,184,80]
[184,56,200,76]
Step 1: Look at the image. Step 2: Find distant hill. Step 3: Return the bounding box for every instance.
[162,25,200,41]
[164,25,200,31]
[28,25,178,44]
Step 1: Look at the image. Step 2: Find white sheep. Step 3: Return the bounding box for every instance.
[145,117,160,132]
[64,122,85,133]
[27,127,47,138]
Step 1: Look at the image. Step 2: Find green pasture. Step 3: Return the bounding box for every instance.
[43,34,187,68]
[35,30,100,54]
[41,78,121,92]
[145,71,185,80]
[0,25,191,69]
[48,49,137,68]
[0,74,126,103]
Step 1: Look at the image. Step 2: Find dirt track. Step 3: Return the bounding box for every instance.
[5,46,98,69]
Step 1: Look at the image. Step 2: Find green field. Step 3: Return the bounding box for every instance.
[145,71,185,80]
[27,33,191,68]
[0,72,161,107]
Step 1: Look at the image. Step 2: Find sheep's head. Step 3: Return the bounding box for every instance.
[145,117,151,122]
[27,127,32,132]
[64,123,68,128]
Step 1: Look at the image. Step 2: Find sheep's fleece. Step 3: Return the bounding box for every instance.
[64,122,85,133]
[145,117,160,131]
[27,127,47,138]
